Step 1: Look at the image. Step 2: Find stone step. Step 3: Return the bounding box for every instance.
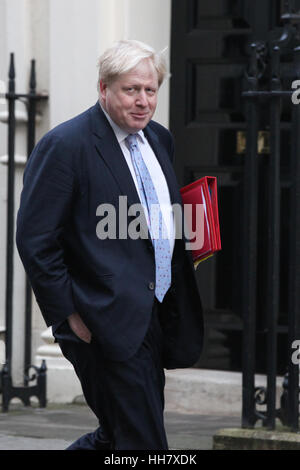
[213,427,300,450]
[164,369,285,416]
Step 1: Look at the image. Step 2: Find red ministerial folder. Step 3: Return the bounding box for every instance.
[180,176,221,267]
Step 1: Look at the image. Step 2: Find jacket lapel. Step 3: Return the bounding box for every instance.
[90,102,142,208]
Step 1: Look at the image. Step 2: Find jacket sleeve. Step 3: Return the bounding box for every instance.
[16,133,78,326]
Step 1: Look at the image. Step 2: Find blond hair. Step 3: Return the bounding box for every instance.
[97,40,167,92]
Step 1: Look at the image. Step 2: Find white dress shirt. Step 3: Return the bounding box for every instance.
[101,105,175,254]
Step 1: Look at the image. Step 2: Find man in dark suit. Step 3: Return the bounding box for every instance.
[16,40,203,450]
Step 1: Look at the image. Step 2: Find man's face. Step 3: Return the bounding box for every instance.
[100,58,159,133]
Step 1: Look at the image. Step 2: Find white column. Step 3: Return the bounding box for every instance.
[48,0,101,127]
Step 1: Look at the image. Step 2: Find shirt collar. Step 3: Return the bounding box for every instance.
[100,102,146,145]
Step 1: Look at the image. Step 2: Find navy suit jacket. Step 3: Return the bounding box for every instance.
[16,102,204,369]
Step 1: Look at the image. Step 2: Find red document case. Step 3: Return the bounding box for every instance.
[180,176,221,267]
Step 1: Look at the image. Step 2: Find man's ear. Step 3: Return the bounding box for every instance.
[99,80,107,102]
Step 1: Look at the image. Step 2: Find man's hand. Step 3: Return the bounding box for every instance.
[67,312,92,343]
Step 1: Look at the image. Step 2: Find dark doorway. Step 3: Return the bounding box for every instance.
[170,0,293,374]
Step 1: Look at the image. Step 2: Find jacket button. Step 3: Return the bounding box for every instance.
[148,282,155,290]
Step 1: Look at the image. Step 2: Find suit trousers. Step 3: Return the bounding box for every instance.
[54,298,168,450]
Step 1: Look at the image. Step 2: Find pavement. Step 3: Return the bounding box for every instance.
[0,402,240,450]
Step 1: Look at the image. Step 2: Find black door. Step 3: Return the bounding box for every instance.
[170,0,292,373]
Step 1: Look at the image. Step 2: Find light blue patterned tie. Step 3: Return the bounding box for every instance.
[126,134,171,302]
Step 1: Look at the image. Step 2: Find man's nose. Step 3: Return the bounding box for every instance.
[136,90,148,106]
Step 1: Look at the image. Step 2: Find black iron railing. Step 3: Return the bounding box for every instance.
[0,53,48,411]
[242,9,300,432]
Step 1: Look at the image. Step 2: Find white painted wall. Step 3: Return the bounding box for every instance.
[48,0,171,128]
[123,0,171,128]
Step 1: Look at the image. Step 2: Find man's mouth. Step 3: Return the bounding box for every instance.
[131,113,148,119]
